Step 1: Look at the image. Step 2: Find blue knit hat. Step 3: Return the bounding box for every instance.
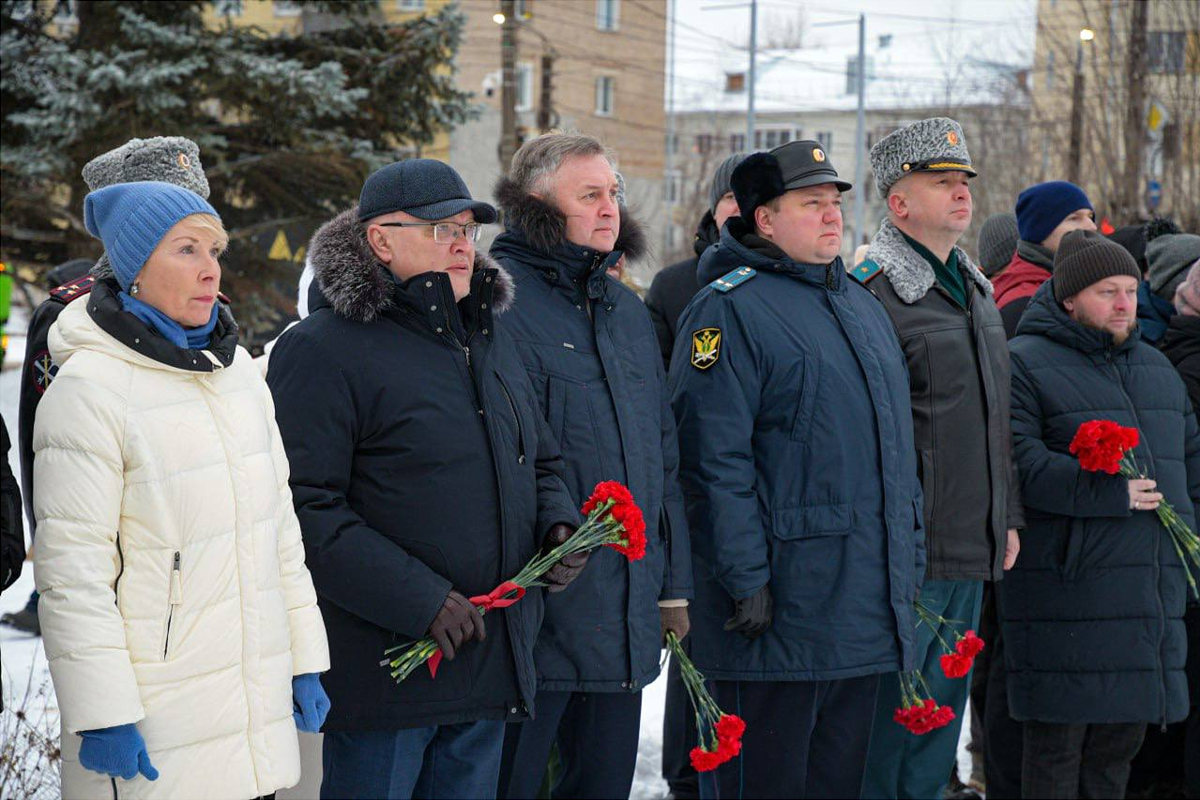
[84,181,219,290]
[1015,181,1092,246]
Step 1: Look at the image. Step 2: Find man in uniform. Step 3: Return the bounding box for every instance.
[670,141,925,798]
[854,118,1024,800]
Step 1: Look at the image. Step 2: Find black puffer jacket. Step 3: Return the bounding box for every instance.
[1160,314,1200,415]
[267,208,579,730]
[644,211,719,369]
[863,219,1024,582]
[489,179,693,694]
[998,279,1200,725]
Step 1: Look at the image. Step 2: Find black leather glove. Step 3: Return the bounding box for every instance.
[541,523,589,593]
[428,590,486,660]
[724,584,772,640]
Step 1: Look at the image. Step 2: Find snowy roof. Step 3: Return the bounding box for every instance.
[672,12,1032,115]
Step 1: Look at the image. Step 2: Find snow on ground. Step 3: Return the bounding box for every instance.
[0,302,969,798]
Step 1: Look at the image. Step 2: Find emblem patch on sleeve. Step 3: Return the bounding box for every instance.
[691,327,721,370]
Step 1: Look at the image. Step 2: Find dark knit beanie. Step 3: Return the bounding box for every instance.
[977,212,1019,276]
[709,152,748,213]
[1053,229,1141,303]
[1015,181,1092,245]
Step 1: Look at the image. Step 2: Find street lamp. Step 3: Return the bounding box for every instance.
[1067,28,1093,184]
[493,12,506,24]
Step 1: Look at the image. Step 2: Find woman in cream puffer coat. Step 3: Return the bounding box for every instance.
[33,181,329,800]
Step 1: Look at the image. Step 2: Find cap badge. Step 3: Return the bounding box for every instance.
[812,148,826,163]
[946,130,959,146]
[177,152,191,170]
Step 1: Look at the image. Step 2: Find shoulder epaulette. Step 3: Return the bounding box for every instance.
[48,275,96,303]
[710,266,756,293]
[849,259,883,285]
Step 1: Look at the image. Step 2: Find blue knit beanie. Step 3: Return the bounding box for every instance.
[1014,181,1092,246]
[83,181,219,290]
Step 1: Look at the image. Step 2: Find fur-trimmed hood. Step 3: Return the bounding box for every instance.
[866,217,992,304]
[493,175,648,261]
[306,206,515,324]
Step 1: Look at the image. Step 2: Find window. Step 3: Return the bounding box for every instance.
[397,0,425,8]
[594,76,615,116]
[694,134,714,154]
[213,0,244,16]
[1148,31,1186,74]
[729,133,746,152]
[754,127,794,150]
[817,131,833,151]
[596,0,619,31]
[725,72,746,93]
[274,1,302,16]
[514,0,530,19]
[665,133,679,155]
[515,63,534,111]
[665,170,682,204]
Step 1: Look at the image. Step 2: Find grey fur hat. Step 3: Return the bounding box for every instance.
[82,136,209,198]
[869,117,976,199]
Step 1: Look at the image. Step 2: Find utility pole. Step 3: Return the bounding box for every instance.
[746,0,757,150]
[852,13,866,246]
[1122,0,1148,218]
[1067,32,1088,184]
[537,52,555,132]
[499,0,518,170]
[665,0,677,254]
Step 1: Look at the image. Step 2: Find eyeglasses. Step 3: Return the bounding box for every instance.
[377,221,483,244]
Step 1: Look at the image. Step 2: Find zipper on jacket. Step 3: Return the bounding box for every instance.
[497,378,527,464]
[1108,354,1168,728]
[113,531,125,605]
[163,551,182,660]
[111,777,119,799]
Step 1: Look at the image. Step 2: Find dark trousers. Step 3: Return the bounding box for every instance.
[697,674,880,800]
[320,720,506,799]
[862,579,983,800]
[1022,721,1146,800]
[984,621,1025,799]
[663,645,700,799]
[499,689,642,800]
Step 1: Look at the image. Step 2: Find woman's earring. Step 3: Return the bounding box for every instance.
[130,282,140,296]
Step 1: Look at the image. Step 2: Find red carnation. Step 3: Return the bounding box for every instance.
[690,746,723,772]
[582,481,634,516]
[716,736,742,761]
[1069,420,1139,475]
[716,714,747,743]
[940,652,972,679]
[956,630,985,659]
[606,502,647,560]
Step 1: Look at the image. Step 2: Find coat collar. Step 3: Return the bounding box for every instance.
[306,206,514,325]
[1016,278,1141,358]
[697,217,847,292]
[866,218,992,305]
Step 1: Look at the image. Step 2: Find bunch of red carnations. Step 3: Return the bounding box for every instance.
[382,481,648,683]
[892,599,987,735]
[1070,419,1200,599]
[663,631,746,772]
[914,599,986,679]
[893,670,957,735]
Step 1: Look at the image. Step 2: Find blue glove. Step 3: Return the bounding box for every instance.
[79,723,159,781]
[292,673,330,733]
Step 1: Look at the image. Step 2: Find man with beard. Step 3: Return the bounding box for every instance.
[999,230,1199,799]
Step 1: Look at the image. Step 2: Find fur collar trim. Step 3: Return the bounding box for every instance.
[493,176,648,260]
[866,218,993,304]
[307,206,514,324]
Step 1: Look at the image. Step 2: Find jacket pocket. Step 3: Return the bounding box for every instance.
[789,354,821,443]
[162,551,182,661]
[495,372,527,465]
[918,449,936,531]
[771,503,852,540]
[1060,518,1087,581]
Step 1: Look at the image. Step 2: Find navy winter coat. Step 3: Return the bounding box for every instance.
[998,279,1200,725]
[668,221,925,681]
[490,180,693,693]
[268,208,579,730]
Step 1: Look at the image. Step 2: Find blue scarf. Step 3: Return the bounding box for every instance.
[119,291,219,350]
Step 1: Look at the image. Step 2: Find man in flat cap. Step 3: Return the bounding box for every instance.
[856,117,1024,800]
[669,140,925,798]
[267,159,584,798]
[4,137,213,638]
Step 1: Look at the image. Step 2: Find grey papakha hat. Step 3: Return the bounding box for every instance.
[82,136,210,199]
[869,117,976,199]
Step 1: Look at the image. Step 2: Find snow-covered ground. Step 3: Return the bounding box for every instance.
[0,300,968,799]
